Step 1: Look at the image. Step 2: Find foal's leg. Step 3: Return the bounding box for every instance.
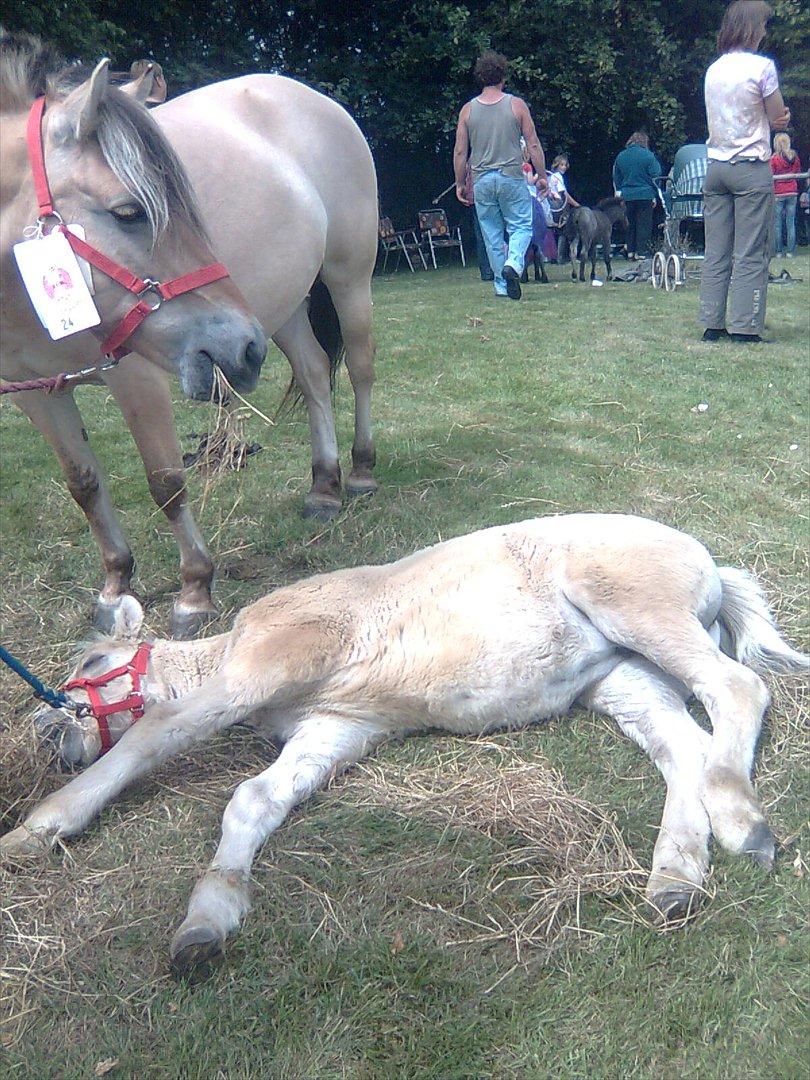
[565,576,774,866]
[10,388,134,630]
[272,302,343,520]
[0,678,236,858]
[320,273,378,499]
[170,715,379,975]
[104,362,216,638]
[580,658,711,920]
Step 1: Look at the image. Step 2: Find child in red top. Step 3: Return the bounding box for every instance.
[770,133,802,256]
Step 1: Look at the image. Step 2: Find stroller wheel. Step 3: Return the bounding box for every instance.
[652,251,666,289]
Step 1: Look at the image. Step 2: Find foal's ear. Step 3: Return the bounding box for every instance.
[122,61,167,105]
[111,595,146,641]
[65,58,111,143]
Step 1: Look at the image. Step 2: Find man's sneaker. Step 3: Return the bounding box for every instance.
[702,328,729,342]
[502,265,522,300]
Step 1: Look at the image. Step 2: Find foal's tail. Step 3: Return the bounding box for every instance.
[279,275,344,413]
[716,567,809,675]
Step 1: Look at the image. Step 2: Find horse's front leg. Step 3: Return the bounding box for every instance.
[10,386,135,632]
[104,362,215,639]
[171,715,380,976]
[0,679,235,860]
[580,657,712,921]
[272,303,343,520]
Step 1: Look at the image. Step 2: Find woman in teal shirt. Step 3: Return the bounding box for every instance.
[613,132,662,258]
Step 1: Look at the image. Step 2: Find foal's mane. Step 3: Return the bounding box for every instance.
[0,29,205,244]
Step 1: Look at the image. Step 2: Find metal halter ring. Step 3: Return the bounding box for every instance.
[136,278,163,311]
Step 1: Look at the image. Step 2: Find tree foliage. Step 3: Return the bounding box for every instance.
[3,1,807,215]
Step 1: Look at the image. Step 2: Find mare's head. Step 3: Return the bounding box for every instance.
[33,596,153,769]
[0,32,266,398]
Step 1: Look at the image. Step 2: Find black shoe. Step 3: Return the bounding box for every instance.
[502,265,522,300]
[481,273,494,282]
[702,328,730,342]
[728,333,767,343]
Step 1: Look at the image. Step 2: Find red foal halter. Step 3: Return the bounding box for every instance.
[26,96,229,360]
[63,641,153,754]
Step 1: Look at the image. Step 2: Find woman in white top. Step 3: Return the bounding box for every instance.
[698,0,790,343]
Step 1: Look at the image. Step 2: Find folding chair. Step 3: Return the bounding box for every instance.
[417,209,466,268]
[378,217,428,273]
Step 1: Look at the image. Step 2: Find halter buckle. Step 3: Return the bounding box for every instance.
[136,279,163,311]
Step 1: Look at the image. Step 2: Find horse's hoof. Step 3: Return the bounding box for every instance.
[647,887,701,924]
[170,924,225,981]
[0,825,50,864]
[301,494,343,521]
[742,822,776,870]
[345,477,379,500]
[171,607,218,641]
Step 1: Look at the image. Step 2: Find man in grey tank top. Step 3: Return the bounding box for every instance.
[454,50,547,299]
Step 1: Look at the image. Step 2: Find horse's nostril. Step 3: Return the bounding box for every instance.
[245,332,267,371]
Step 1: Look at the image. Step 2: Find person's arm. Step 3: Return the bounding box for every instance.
[650,153,662,203]
[512,98,547,191]
[612,157,622,196]
[565,190,580,208]
[764,89,790,131]
[453,104,472,205]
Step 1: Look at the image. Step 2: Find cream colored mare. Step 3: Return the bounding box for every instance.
[3,513,806,976]
[0,36,378,638]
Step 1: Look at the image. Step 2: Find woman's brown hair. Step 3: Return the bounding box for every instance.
[626,132,649,149]
[717,1,773,53]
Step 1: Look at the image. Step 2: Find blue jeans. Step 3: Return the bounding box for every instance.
[473,172,533,294]
[773,196,797,255]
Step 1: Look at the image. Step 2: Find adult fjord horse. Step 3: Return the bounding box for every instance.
[0,34,378,637]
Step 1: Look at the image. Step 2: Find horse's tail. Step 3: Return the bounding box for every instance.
[716,566,809,676]
[279,275,344,413]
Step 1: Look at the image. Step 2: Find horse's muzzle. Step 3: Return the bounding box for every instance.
[180,317,267,400]
[33,708,87,769]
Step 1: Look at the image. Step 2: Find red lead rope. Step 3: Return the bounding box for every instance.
[26,96,229,360]
[63,641,153,754]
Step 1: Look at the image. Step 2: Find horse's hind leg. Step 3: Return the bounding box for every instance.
[272,302,343,520]
[170,714,379,977]
[580,657,711,920]
[319,273,378,499]
[105,363,215,638]
[11,387,135,631]
[565,567,774,868]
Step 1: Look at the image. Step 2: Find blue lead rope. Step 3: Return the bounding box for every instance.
[0,644,70,710]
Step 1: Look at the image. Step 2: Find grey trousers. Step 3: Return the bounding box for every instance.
[698,160,774,335]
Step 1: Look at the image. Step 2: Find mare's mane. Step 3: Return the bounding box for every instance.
[0,29,204,244]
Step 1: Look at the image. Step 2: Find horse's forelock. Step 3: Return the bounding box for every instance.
[95,89,207,247]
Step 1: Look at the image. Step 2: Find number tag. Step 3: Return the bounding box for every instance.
[13,230,100,340]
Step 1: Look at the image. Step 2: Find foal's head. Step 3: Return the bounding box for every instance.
[0,31,266,397]
[33,597,152,768]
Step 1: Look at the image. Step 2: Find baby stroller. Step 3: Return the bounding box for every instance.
[652,144,707,291]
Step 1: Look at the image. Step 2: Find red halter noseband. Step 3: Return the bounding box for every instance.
[26,96,229,360]
[63,641,153,754]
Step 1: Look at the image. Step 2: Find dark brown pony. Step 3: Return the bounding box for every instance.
[561,197,629,282]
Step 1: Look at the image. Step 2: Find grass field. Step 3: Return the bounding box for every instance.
[1,255,808,1079]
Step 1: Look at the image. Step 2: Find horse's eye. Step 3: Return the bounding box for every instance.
[110,204,146,225]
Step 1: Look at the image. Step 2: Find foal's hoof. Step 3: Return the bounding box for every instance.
[301,493,343,521]
[0,825,50,864]
[742,822,776,870]
[345,476,379,500]
[171,607,218,641]
[647,888,702,925]
[170,924,225,981]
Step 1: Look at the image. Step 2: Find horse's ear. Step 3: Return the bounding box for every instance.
[67,58,111,143]
[111,595,145,641]
[122,61,167,105]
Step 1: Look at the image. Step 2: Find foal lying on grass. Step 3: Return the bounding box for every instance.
[2,513,806,976]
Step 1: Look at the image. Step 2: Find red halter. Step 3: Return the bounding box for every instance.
[26,96,229,360]
[63,641,153,754]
